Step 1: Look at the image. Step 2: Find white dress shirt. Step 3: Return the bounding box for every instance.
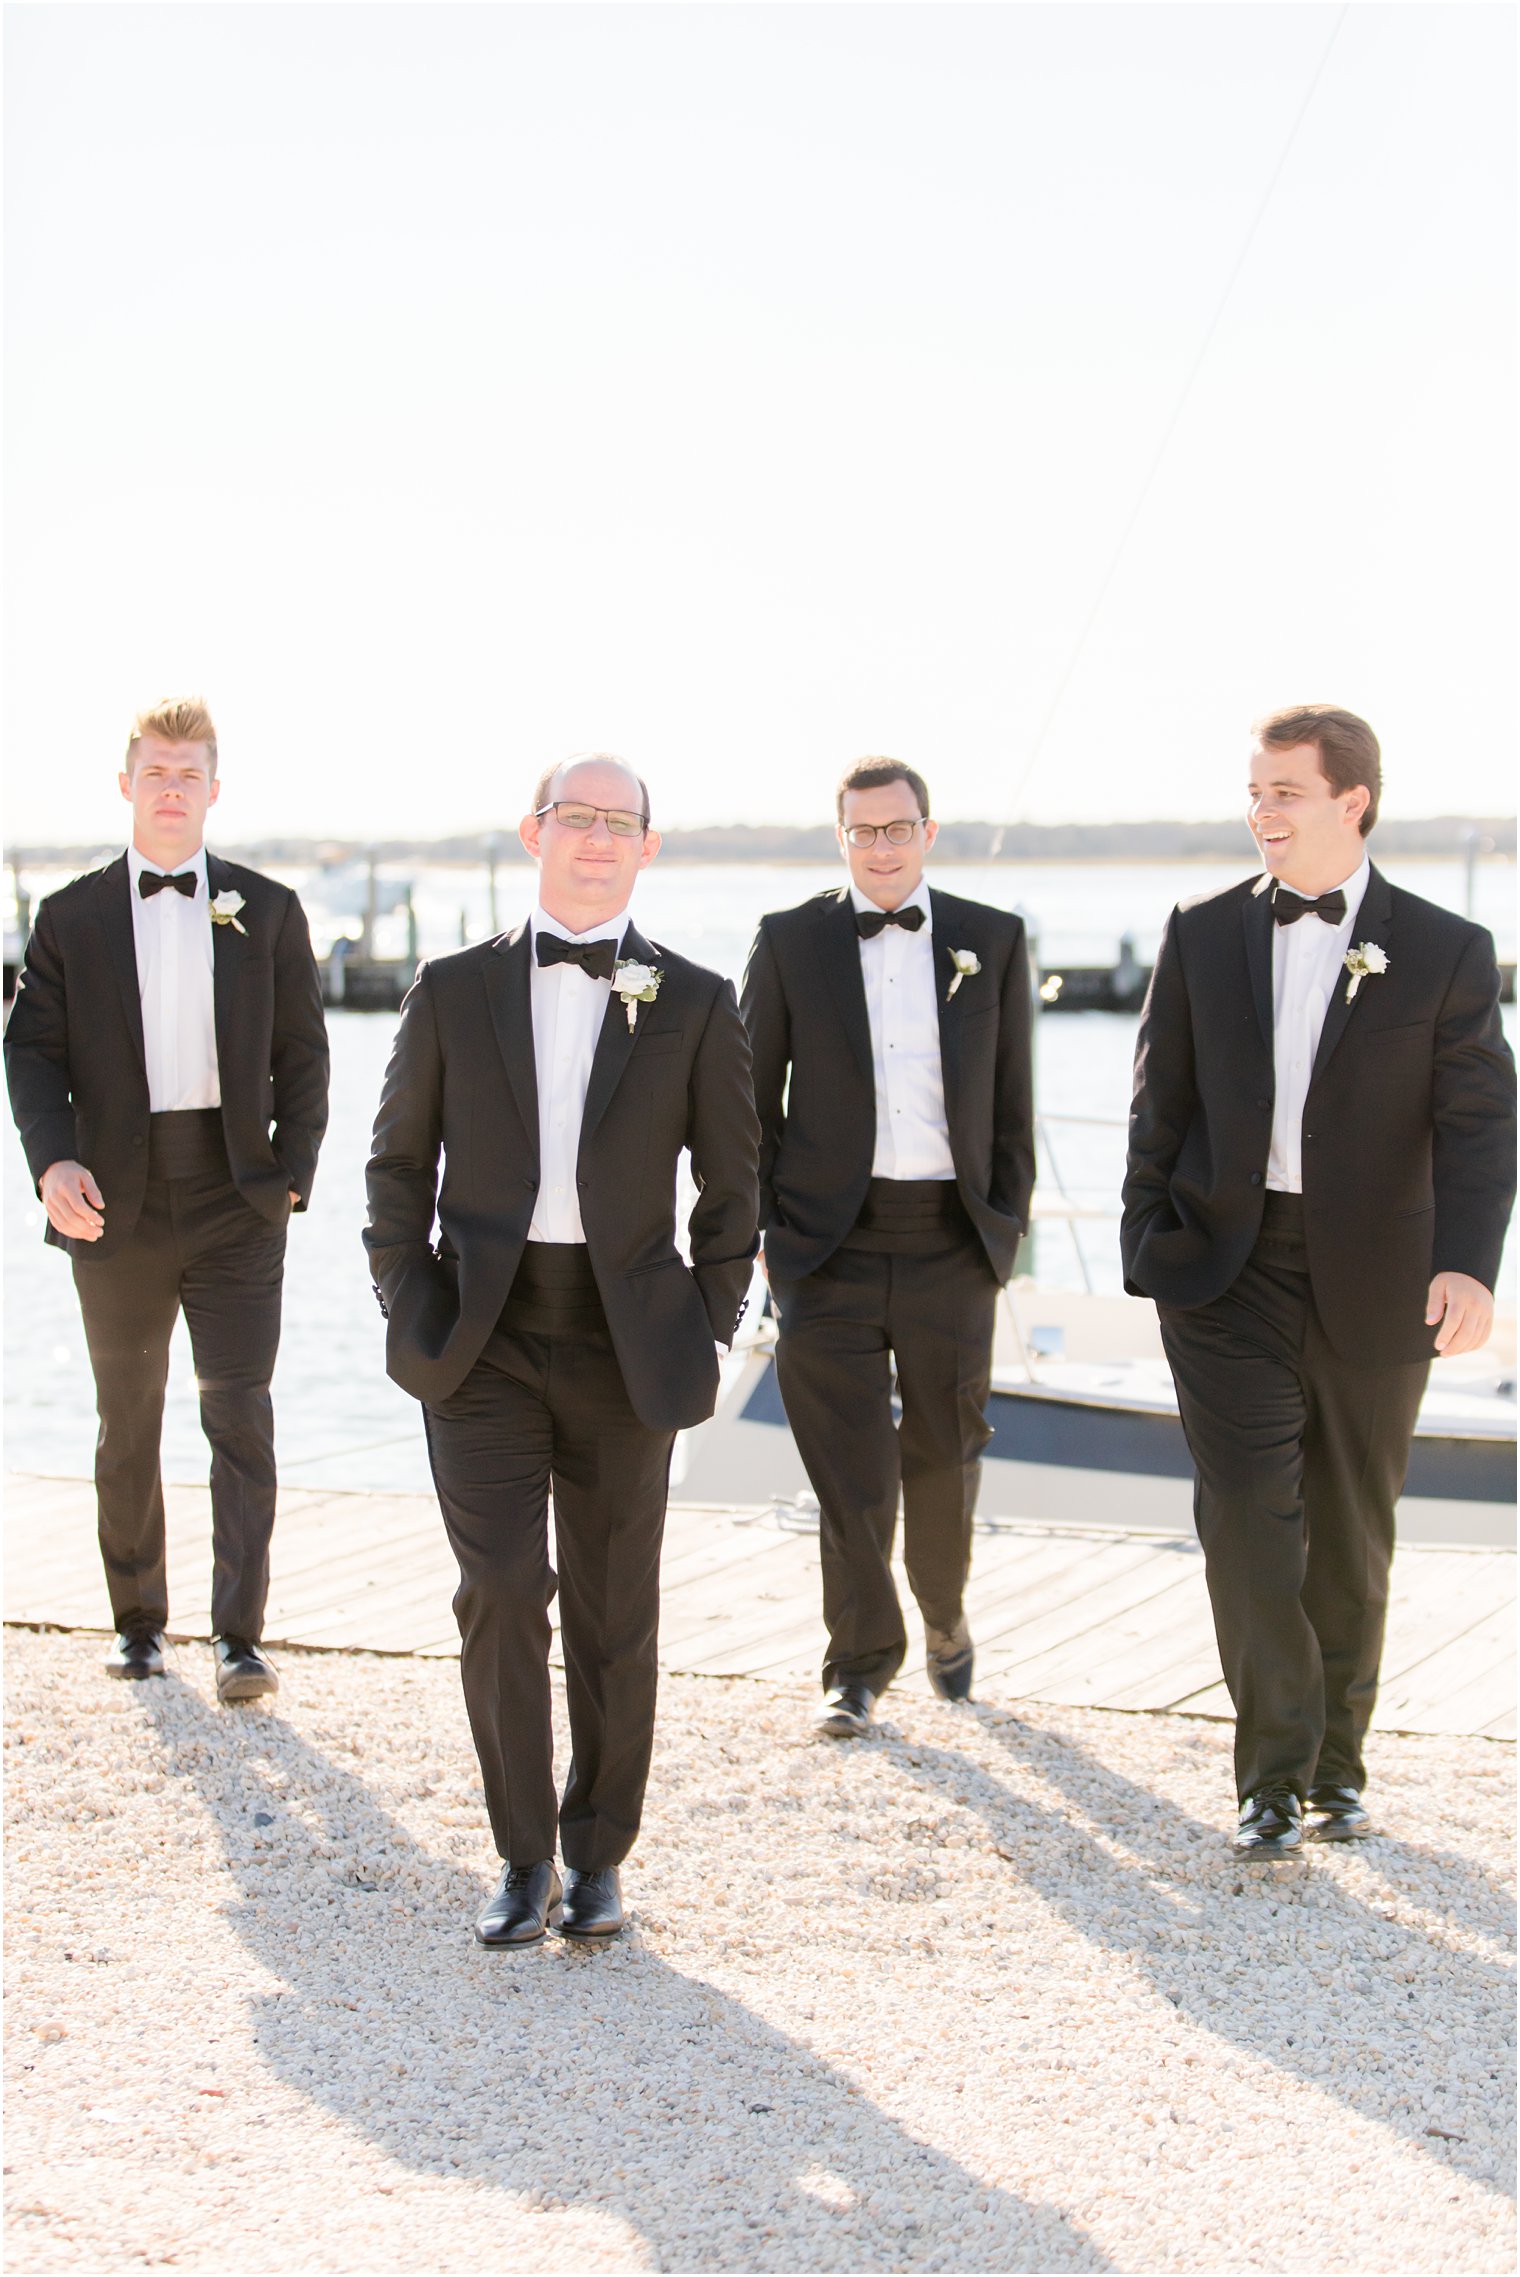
[527,904,629,1243]
[850,880,956,1181]
[1266,853,1370,1193]
[126,842,221,1112]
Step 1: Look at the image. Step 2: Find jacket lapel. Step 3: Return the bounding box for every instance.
[206,854,250,1078]
[94,855,147,1074]
[820,891,874,1085]
[484,922,540,1156]
[580,921,651,1143]
[1309,863,1392,1086]
[930,891,966,1128]
[1242,875,1275,1052]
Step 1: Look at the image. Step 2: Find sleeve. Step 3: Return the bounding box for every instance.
[3,897,81,1188]
[686,977,762,1344]
[1120,907,1197,1283]
[269,888,331,1206]
[363,962,445,1299]
[738,918,788,1230]
[989,920,1036,1231]
[1430,925,1517,1290]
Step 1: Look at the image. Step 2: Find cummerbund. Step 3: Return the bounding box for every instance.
[147,1108,228,1181]
[500,1241,609,1336]
[1257,1190,1308,1253]
[839,1176,974,1256]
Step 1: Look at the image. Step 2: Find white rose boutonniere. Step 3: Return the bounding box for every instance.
[946,948,981,1003]
[613,957,663,1032]
[1342,941,1389,1003]
[210,890,247,936]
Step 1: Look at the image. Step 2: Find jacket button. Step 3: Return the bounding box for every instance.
[1250,1171,1263,1186]
[1257,1098,1271,1111]
[523,1177,536,1189]
[132,1136,145,1149]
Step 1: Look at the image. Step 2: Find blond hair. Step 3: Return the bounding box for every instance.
[125,696,218,775]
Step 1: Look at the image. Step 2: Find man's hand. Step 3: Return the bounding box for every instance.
[1426,1271,1494,1357]
[40,1160,105,1242]
[289,1190,301,1206]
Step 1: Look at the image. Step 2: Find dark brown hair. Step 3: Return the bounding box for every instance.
[835,756,931,823]
[1252,704,1381,836]
[531,752,651,826]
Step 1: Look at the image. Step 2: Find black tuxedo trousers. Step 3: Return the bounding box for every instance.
[72,1111,286,1642]
[1159,1196,1427,1800]
[423,1246,673,1869]
[772,1193,1000,1693]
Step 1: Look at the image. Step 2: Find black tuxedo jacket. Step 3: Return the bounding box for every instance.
[5,852,330,1260]
[740,885,1035,1285]
[1121,865,1516,1367]
[363,920,761,1430]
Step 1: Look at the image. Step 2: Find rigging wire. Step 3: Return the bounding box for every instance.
[1008,1,1351,816]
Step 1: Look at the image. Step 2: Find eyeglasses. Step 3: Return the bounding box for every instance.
[842,818,925,849]
[535,802,649,838]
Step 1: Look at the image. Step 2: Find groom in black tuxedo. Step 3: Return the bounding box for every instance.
[1124,705,1515,1858]
[742,758,1034,1735]
[5,697,329,1699]
[366,754,759,1944]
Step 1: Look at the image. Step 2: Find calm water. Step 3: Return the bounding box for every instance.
[5,857,1514,1491]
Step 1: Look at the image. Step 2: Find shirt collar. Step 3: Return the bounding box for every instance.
[127,842,208,887]
[848,877,932,928]
[530,903,630,948]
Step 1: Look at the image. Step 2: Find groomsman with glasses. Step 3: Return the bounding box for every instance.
[742,758,1035,1736]
[366,754,759,1945]
[5,697,329,1699]
[1123,705,1515,1858]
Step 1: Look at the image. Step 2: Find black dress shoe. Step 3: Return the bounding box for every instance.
[814,1682,876,1737]
[214,1637,279,1702]
[1234,1786,1304,1859]
[476,1860,563,1947]
[105,1629,166,1680]
[1306,1784,1372,1841]
[559,1867,624,1940]
[925,1616,974,1703]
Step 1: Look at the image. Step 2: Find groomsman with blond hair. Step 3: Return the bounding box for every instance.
[6,698,330,1698]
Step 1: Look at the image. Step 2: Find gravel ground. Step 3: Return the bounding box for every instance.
[5,1628,1514,2275]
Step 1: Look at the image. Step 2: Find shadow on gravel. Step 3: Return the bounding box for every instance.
[884,1712,1515,2200]
[136,1680,1108,2275]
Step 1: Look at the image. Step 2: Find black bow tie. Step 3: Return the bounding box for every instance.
[138,869,198,901]
[1272,887,1347,928]
[536,933,617,981]
[856,905,926,939]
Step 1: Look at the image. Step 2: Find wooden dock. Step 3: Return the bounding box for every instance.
[4,1471,1512,1740]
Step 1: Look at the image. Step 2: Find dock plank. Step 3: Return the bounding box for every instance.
[4,1473,1511,1741]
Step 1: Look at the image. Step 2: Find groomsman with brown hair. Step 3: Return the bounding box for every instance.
[1124,705,1515,1857]
[742,758,1035,1736]
[5,698,330,1698]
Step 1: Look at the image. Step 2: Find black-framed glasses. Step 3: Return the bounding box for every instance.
[842,818,925,849]
[535,802,649,838]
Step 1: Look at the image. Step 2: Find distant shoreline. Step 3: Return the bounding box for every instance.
[7,822,1515,872]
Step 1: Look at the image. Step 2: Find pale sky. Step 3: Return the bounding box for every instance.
[4,2,1515,845]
